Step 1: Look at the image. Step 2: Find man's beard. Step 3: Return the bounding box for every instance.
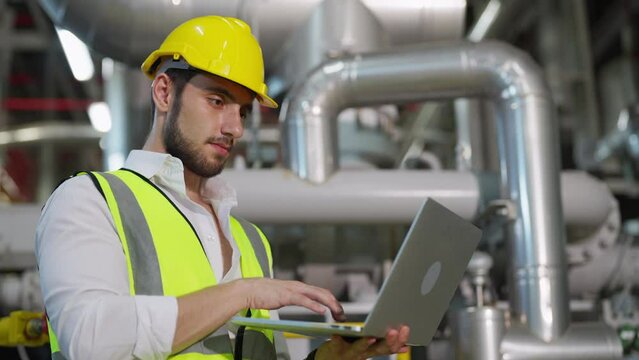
[164,105,232,178]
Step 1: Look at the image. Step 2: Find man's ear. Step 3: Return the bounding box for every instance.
[151,73,173,113]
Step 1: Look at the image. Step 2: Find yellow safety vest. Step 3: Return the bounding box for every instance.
[48,169,280,359]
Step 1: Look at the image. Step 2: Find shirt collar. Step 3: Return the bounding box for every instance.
[123,150,238,207]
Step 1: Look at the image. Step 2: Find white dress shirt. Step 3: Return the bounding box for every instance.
[36,150,270,360]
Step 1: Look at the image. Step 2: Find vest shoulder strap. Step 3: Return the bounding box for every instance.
[231,215,273,278]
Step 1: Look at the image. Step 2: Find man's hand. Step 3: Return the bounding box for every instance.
[173,278,345,352]
[315,326,410,360]
[240,278,346,321]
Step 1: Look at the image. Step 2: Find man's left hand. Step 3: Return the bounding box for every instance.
[314,325,410,360]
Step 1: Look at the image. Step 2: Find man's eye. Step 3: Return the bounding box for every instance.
[209,98,224,106]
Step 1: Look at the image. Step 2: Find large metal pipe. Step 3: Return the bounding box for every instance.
[281,41,568,341]
[38,0,465,69]
[0,122,101,147]
[102,61,151,170]
[501,323,622,359]
[452,307,505,360]
[38,0,318,67]
[222,169,614,230]
[269,0,388,97]
[2,168,613,232]
[222,169,480,223]
[561,171,618,232]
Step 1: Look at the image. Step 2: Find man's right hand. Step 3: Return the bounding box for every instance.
[173,278,345,353]
[239,278,346,321]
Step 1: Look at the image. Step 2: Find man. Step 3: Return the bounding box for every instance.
[36,16,409,359]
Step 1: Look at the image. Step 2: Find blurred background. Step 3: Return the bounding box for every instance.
[1,0,639,359]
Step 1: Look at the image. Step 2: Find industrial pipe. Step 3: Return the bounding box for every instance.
[501,323,622,359]
[280,41,568,341]
[0,123,101,147]
[561,171,618,231]
[38,0,466,68]
[222,169,480,223]
[0,168,613,229]
[223,169,615,230]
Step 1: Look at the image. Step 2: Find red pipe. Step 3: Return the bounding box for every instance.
[2,98,92,111]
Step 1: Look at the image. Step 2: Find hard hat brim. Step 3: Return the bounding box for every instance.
[142,53,278,109]
[257,93,278,109]
[142,54,278,109]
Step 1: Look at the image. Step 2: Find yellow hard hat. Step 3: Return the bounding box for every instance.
[141,15,277,108]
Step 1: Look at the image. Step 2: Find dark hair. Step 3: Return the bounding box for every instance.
[150,68,199,121]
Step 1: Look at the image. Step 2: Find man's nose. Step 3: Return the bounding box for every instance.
[221,105,244,139]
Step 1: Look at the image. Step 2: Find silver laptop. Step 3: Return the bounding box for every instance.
[231,198,481,346]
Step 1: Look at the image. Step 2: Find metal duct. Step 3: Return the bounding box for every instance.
[269,0,388,97]
[452,307,505,360]
[1,168,614,258]
[103,60,151,170]
[561,171,618,233]
[223,169,614,230]
[223,169,480,223]
[0,122,101,147]
[38,0,318,67]
[501,323,622,360]
[360,0,465,44]
[281,41,568,341]
[38,0,465,69]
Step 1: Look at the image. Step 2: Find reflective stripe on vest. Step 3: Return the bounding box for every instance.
[48,169,276,359]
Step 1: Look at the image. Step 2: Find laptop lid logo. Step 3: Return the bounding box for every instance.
[421,261,442,296]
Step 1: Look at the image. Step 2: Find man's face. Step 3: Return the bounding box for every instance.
[164,73,253,178]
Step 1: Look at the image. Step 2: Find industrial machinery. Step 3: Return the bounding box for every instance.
[1,0,638,359]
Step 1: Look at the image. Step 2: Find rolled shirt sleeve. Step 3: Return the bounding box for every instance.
[36,176,176,359]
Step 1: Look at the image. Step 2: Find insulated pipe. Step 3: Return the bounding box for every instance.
[501,323,622,359]
[281,41,568,341]
[222,169,480,223]
[38,0,465,68]
[268,0,388,96]
[223,169,614,230]
[560,171,618,232]
[38,0,317,66]
[0,123,101,147]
